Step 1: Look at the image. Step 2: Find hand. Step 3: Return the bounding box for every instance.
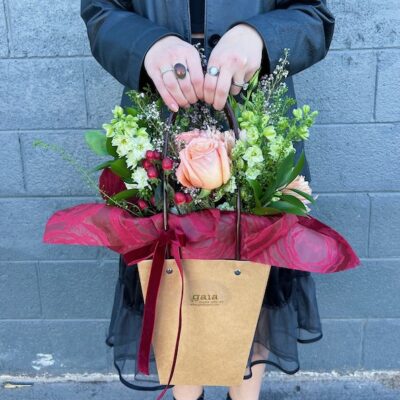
[204,24,264,110]
[144,36,204,112]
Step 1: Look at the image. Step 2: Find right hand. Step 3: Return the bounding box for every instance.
[144,36,205,112]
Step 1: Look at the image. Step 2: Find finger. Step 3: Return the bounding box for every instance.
[230,69,247,96]
[186,49,204,101]
[175,63,198,105]
[203,63,220,105]
[213,67,233,111]
[151,72,179,112]
[162,68,190,109]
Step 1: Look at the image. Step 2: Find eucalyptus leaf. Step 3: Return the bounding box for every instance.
[84,130,108,156]
[89,159,114,173]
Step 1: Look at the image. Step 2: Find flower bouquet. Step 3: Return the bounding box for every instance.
[38,51,360,400]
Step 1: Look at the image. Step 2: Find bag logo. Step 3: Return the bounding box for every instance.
[190,293,224,306]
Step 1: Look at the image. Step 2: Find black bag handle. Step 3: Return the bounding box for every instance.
[161,102,242,260]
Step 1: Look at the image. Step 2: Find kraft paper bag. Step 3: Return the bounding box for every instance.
[138,259,271,386]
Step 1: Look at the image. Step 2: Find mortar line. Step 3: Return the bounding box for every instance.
[360,319,367,368]
[373,52,380,121]
[2,0,12,57]
[81,59,90,128]
[17,132,27,192]
[34,261,44,319]
[366,193,373,257]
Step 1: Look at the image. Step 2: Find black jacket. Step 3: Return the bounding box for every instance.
[80,0,335,181]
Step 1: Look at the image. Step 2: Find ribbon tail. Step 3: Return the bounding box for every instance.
[137,240,167,375]
[156,244,185,400]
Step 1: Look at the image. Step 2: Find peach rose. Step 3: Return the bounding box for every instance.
[175,129,202,145]
[176,136,231,190]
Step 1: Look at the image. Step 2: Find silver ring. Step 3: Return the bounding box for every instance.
[160,66,174,76]
[207,66,220,77]
[232,81,249,90]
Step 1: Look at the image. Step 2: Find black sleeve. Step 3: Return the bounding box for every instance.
[227,0,335,77]
[80,0,184,90]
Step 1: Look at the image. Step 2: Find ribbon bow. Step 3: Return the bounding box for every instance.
[123,227,187,400]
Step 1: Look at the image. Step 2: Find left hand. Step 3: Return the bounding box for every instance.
[204,24,264,110]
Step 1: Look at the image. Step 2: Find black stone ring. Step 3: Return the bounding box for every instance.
[173,63,189,79]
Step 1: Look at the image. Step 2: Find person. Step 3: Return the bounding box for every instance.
[80,1,335,399]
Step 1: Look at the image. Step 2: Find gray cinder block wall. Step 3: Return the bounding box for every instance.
[0,0,399,377]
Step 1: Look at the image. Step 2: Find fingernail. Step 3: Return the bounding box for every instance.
[170,103,179,112]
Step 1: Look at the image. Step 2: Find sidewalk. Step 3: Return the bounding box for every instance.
[1,372,400,400]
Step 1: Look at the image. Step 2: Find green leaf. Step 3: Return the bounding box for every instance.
[279,194,308,211]
[286,150,305,185]
[125,107,139,117]
[107,189,138,205]
[110,158,131,180]
[275,151,295,188]
[89,159,114,173]
[248,179,262,207]
[197,189,211,199]
[106,137,119,158]
[287,188,316,204]
[252,206,281,216]
[268,200,308,216]
[84,130,108,156]
[260,184,278,205]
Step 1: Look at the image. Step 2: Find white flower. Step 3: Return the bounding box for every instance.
[223,176,237,193]
[246,167,261,180]
[112,134,135,157]
[112,105,124,118]
[131,167,149,190]
[217,202,234,211]
[243,146,264,167]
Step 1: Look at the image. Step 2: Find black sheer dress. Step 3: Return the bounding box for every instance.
[105,0,323,392]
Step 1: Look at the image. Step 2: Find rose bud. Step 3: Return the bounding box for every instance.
[142,159,152,169]
[185,193,193,203]
[146,150,155,160]
[162,157,174,171]
[147,166,159,179]
[153,151,161,160]
[138,199,148,210]
[174,192,187,205]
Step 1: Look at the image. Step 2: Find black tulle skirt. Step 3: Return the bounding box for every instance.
[105,256,323,391]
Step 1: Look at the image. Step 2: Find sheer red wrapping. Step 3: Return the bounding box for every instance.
[43,203,359,273]
[43,203,360,399]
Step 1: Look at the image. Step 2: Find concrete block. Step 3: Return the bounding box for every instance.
[309,193,370,257]
[306,123,400,192]
[0,132,25,195]
[0,320,109,374]
[83,59,124,128]
[0,0,8,57]
[376,50,400,122]
[20,131,105,196]
[330,0,400,49]
[0,262,41,318]
[7,0,90,57]
[363,319,400,369]
[299,319,363,371]
[0,59,87,130]
[294,51,376,123]
[314,259,400,319]
[0,198,100,261]
[369,194,400,257]
[38,260,117,319]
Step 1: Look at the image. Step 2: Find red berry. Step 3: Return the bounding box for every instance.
[150,196,156,206]
[153,151,161,160]
[147,166,159,179]
[138,199,148,210]
[146,150,155,160]
[142,159,152,169]
[162,157,174,171]
[185,193,193,203]
[174,192,186,205]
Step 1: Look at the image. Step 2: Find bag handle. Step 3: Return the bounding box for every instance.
[161,102,242,260]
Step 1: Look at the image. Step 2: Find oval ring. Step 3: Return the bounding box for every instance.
[160,65,175,77]
[207,66,220,77]
[173,62,188,79]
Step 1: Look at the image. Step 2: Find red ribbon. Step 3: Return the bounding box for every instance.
[123,227,187,400]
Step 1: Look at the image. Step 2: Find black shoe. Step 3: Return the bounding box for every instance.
[173,388,205,400]
[226,391,232,400]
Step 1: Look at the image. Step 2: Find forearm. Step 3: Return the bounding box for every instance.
[81,0,183,89]
[228,0,335,76]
